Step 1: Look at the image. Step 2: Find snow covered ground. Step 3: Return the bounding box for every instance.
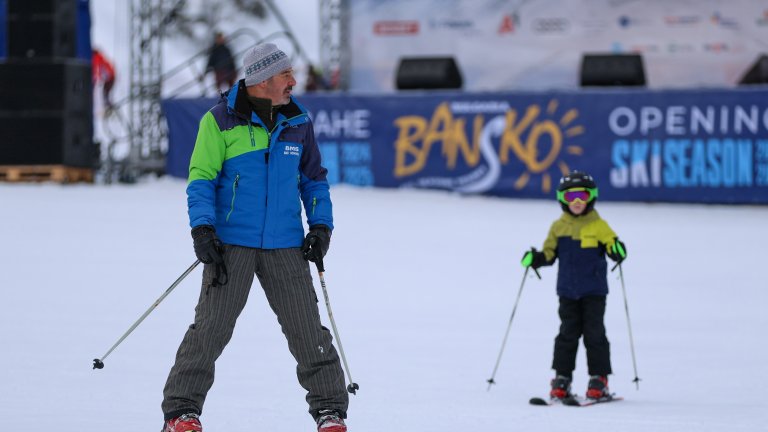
[1,180,766,431]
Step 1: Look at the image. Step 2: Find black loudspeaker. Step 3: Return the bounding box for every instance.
[396,57,463,90]
[0,60,91,113]
[0,60,95,167]
[7,0,77,59]
[738,55,768,85]
[0,112,95,167]
[580,54,646,87]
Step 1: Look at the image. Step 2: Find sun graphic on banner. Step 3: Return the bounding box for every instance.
[512,99,585,192]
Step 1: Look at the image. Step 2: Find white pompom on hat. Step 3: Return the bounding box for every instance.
[242,43,292,86]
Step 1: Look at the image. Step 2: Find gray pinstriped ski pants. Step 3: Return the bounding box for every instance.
[162,245,349,420]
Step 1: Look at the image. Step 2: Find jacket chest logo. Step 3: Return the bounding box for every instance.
[284,145,300,156]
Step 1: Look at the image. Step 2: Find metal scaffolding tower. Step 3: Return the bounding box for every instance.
[108,0,332,182]
[319,0,350,90]
[125,0,171,181]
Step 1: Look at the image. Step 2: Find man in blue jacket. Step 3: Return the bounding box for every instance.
[162,43,349,432]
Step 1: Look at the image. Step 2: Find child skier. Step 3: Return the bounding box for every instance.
[521,171,627,401]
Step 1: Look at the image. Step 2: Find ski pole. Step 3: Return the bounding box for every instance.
[617,263,641,389]
[314,256,359,395]
[486,266,531,391]
[92,260,201,370]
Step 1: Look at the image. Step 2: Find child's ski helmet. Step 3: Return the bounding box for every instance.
[557,170,598,215]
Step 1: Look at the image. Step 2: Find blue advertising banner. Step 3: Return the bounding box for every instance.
[76,0,92,61]
[163,88,768,204]
[0,0,6,59]
[162,97,215,179]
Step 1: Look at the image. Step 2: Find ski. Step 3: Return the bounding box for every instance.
[530,394,622,406]
[528,396,574,406]
[562,394,623,407]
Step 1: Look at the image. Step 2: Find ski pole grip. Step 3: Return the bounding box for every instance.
[315,257,325,273]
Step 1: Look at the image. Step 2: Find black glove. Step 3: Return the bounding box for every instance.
[606,239,627,264]
[192,225,224,264]
[302,225,331,263]
[521,247,547,270]
[192,225,228,286]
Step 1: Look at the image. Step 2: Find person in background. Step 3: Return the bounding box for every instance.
[161,43,349,432]
[91,48,116,111]
[521,171,627,401]
[202,31,237,94]
[305,64,328,92]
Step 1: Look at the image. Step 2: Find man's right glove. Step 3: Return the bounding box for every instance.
[521,248,547,269]
[192,225,224,264]
[607,238,627,264]
[192,225,227,286]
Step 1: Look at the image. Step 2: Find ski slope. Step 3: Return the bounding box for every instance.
[1,180,765,431]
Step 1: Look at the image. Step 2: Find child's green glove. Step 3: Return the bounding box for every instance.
[607,239,627,264]
[521,248,547,269]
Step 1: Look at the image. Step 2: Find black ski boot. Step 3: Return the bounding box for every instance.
[550,375,572,399]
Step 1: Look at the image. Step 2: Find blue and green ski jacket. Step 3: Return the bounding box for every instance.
[186,80,332,249]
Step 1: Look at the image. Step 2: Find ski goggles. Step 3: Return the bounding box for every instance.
[557,187,598,204]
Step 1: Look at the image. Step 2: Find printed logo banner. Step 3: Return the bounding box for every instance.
[163,88,768,204]
[302,89,768,204]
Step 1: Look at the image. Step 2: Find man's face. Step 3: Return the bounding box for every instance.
[261,68,296,105]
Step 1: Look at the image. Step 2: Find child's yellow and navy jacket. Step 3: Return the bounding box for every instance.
[540,210,619,300]
[186,80,332,249]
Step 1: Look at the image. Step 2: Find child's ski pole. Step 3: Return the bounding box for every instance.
[486,267,532,390]
[617,263,641,389]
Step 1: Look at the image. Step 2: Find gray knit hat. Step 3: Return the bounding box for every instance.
[243,43,292,86]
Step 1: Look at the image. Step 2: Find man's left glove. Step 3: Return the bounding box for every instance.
[302,225,331,262]
[606,238,627,264]
[192,225,228,286]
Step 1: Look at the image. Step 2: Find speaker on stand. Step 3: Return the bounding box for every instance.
[580,53,646,87]
[395,57,463,90]
[0,60,95,167]
[738,54,768,85]
[6,0,77,59]
[0,0,97,174]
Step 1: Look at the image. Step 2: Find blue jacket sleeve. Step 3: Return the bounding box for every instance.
[299,121,333,230]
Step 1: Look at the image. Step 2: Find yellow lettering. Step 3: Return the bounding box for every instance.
[499,105,540,164]
[457,115,483,167]
[394,115,428,176]
[424,103,454,167]
[393,103,482,176]
[526,120,562,173]
[393,101,570,180]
